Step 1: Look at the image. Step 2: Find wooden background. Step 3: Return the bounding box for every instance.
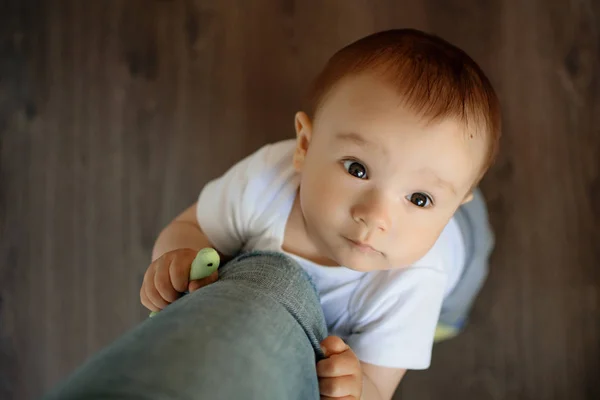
[1,1,599,399]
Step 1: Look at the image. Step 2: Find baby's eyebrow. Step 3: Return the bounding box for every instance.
[419,168,457,195]
[335,132,387,156]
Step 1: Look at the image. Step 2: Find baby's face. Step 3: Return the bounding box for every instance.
[293,73,487,271]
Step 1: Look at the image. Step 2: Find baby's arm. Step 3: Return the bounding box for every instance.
[361,362,406,400]
[152,202,222,261]
[141,202,231,312]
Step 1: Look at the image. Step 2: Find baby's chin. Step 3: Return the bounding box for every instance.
[317,238,421,270]
[335,249,423,271]
[333,251,394,272]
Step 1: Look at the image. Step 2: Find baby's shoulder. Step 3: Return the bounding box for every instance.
[234,139,298,226]
[241,139,297,195]
[247,139,296,173]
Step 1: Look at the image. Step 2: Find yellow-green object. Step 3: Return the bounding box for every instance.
[433,322,460,342]
[149,248,220,318]
[190,248,220,280]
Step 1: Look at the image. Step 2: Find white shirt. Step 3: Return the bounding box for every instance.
[197,139,465,369]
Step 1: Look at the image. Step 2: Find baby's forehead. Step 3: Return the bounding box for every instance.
[321,76,479,129]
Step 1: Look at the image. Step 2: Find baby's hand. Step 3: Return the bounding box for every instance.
[140,248,219,312]
[317,336,363,400]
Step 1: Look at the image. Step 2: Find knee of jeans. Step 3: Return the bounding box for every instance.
[218,251,317,292]
[217,251,328,348]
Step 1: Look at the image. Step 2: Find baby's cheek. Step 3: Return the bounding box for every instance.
[309,176,345,215]
[390,229,440,266]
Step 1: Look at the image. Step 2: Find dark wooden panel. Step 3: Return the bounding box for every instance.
[397,1,600,399]
[0,1,598,399]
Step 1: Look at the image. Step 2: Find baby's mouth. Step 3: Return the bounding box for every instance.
[344,237,381,254]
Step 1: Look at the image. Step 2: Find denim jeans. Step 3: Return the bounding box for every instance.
[42,251,329,400]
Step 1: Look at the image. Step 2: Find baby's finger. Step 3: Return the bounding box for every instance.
[144,281,169,309]
[143,266,169,309]
[168,253,193,293]
[318,375,360,398]
[320,336,349,357]
[140,285,159,312]
[316,353,359,378]
[154,258,180,303]
[188,270,219,292]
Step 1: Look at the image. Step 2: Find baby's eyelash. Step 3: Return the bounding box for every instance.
[406,192,434,208]
[342,159,369,179]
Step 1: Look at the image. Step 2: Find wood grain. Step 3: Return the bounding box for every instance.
[1,1,598,399]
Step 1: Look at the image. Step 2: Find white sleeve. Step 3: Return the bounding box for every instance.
[196,145,272,256]
[346,267,446,370]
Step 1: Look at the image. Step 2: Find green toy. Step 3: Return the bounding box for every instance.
[149,248,220,317]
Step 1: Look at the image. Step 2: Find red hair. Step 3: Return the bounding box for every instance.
[308,29,501,181]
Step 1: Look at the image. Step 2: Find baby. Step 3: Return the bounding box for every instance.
[141,29,500,399]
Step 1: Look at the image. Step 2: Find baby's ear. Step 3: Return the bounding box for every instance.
[293,111,312,171]
[461,191,474,204]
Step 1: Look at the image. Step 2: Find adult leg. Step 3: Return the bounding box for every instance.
[42,251,328,400]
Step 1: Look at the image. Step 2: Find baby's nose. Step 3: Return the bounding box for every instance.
[351,201,391,232]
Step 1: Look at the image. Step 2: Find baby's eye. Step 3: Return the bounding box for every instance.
[343,160,368,179]
[407,193,433,208]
